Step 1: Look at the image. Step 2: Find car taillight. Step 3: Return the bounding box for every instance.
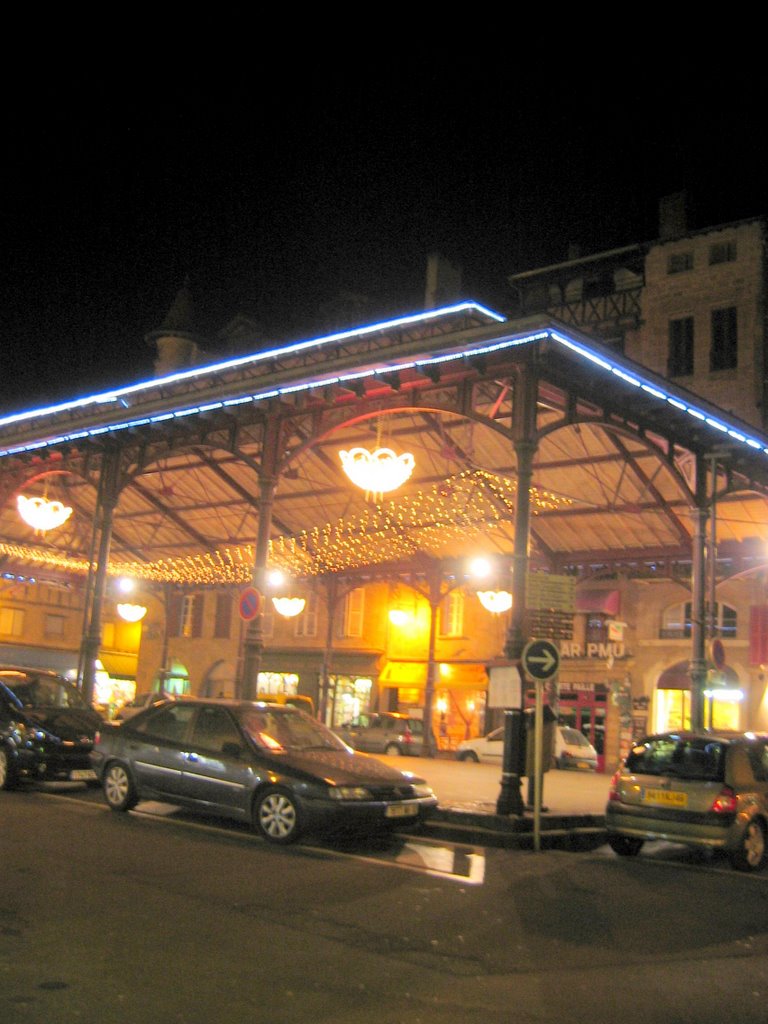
[710,786,738,814]
[608,769,622,801]
[94,730,101,744]
[403,726,412,744]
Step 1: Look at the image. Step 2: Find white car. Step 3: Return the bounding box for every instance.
[456,724,598,771]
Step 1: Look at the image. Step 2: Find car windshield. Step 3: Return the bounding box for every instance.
[238,708,348,753]
[4,675,90,710]
[561,727,591,748]
[625,736,725,781]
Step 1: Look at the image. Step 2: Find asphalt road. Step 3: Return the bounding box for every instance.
[4,785,768,1024]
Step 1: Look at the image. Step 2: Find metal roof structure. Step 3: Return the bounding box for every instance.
[1,301,767,589]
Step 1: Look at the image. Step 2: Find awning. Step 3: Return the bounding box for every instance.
[379,661,489,690]
[657,659,740,689]
[0,643,79,677]
[98,652,138,680]
[576,589,620,615]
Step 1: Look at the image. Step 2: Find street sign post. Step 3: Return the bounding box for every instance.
[521,639,560,681]
[521,639,561,850]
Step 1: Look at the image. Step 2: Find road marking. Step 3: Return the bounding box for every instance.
[40,789,486,884]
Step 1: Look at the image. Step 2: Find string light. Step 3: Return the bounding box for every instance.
[0,469,573,586]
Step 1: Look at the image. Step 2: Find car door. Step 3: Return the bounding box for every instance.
[179,705,254,816]
[339,714,374,751]
[128,702,196,798]
[477,728,504,764]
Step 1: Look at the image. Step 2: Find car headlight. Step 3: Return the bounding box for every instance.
[411,784,434,799]
[328,786,374,801]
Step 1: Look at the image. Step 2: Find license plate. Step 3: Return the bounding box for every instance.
[385,802,418,818]
[70,769,97,781]
[643,787,687,808]
[576,761,591,770]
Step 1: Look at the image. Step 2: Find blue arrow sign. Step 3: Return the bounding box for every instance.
[521,639,560,681]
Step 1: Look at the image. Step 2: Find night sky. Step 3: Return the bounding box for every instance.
[1,57,765,414]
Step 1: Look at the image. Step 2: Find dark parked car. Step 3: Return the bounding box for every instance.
[336,712,431,756]
[606,730,768,872]
[90,698,437,844]
[0,666,102,789]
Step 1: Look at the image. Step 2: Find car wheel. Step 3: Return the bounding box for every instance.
[730,819,768,872]
[103,762,139,812]
[0,746,18,791]
[607,834,644,857]
[385,743,402,756]
[458,751,479,763]
[254,787,302,844]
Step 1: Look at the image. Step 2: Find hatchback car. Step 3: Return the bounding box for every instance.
[605,730,768,872]
[455,724,597,771]
[336,712,430,756]
[0,666,102,789]
[90,698,437,844]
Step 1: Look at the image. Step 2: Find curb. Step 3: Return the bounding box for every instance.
[420,806,608,851]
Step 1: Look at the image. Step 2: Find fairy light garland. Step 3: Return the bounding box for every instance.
[0,469,572,585]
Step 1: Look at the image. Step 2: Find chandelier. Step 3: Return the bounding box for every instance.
[339,446,415,498]
[17,494,73,532]
[272,596,306,618]
[117,603,148,622]
[477,590,513,613]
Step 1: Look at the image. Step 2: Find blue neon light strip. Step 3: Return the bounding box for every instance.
[551,330,768,458]
[2,312,768,468]
[0,301,504,431]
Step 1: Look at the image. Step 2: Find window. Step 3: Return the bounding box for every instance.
[667,252,693,274]
[709,241,737,265]
[134,703,195,742]
[214,593,232,639]
[668,316,694,376]
[585,614,609,645]
[439,590,464,637]
[710,306,738,371]
[0,607,24,637]
[191,706,242,753]
[339,588,365,638]
[660,601,737,639]
[44,614,65,638]
[180,594,203,638]
[295,592,318,638]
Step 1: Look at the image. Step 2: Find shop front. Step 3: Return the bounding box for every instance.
[377,660,489,750]
[655,659,745,732]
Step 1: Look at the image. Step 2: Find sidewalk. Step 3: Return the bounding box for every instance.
[382,754,612,849]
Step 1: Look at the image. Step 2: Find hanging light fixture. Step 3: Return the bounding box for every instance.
[17,494,73,532]
[339,446,415,498]
[117,603,148,622]
[477,590,513,613]
[272,596,306,618]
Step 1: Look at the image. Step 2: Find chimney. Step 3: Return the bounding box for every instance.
[425,253,463,310]
[659,192,689,240]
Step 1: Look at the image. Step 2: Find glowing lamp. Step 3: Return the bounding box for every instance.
[17,494,73,532]
[339,447,415,497]
[477,590,513,613]
[388,609,410,626]
[272,596,306,618]
[117,603,148,622]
